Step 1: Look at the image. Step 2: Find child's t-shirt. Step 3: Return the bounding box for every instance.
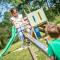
[48,38,60,60]
[10,14,24,28]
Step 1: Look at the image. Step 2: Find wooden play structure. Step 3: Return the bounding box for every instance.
[27,8,47,27]
[24,7,48,39]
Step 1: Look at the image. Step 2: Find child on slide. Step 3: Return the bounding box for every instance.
[45,23,60,60]
[10,8,25,48]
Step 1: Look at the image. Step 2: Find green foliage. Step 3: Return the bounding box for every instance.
[44,5,60,22]
[8,0,21,6]
[16,0,46,14]
[0,12,12,49]
[44,8,55,22]
[0,12,19,49]
[53,16,60,24]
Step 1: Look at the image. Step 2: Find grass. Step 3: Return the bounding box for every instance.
[0,37,48,60]
[2,49,32,60]
[9,42,21,52]
[0,41,32,60]
[53,15,60,24]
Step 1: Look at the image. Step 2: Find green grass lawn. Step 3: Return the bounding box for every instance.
[0,38,48,60]
[2,49,32,60]
[53,15,60,24]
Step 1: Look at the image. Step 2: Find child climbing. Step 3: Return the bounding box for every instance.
[45,23,60,60]
[10,8,25,48]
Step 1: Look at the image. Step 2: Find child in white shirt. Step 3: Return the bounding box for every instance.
[10,8,25,48]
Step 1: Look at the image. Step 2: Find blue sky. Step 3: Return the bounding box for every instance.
[0,2,13,22]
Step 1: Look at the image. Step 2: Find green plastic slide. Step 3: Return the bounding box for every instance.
[0,26,17,58]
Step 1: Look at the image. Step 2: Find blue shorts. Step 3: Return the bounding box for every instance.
[17,26,25,41]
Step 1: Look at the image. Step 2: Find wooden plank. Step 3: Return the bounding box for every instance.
[24,33,48,56]
[28,46,38,60]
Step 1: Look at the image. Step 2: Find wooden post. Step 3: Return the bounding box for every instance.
[28,46,38,60]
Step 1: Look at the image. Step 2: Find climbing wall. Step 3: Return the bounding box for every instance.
[27,8,47,27]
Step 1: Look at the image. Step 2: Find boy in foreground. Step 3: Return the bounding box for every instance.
[45,23,60,60]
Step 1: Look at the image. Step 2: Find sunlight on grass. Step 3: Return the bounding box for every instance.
[2,49,32,60]
[1,37,48,60]
[54,15,60,24]
[9,41,21,52]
